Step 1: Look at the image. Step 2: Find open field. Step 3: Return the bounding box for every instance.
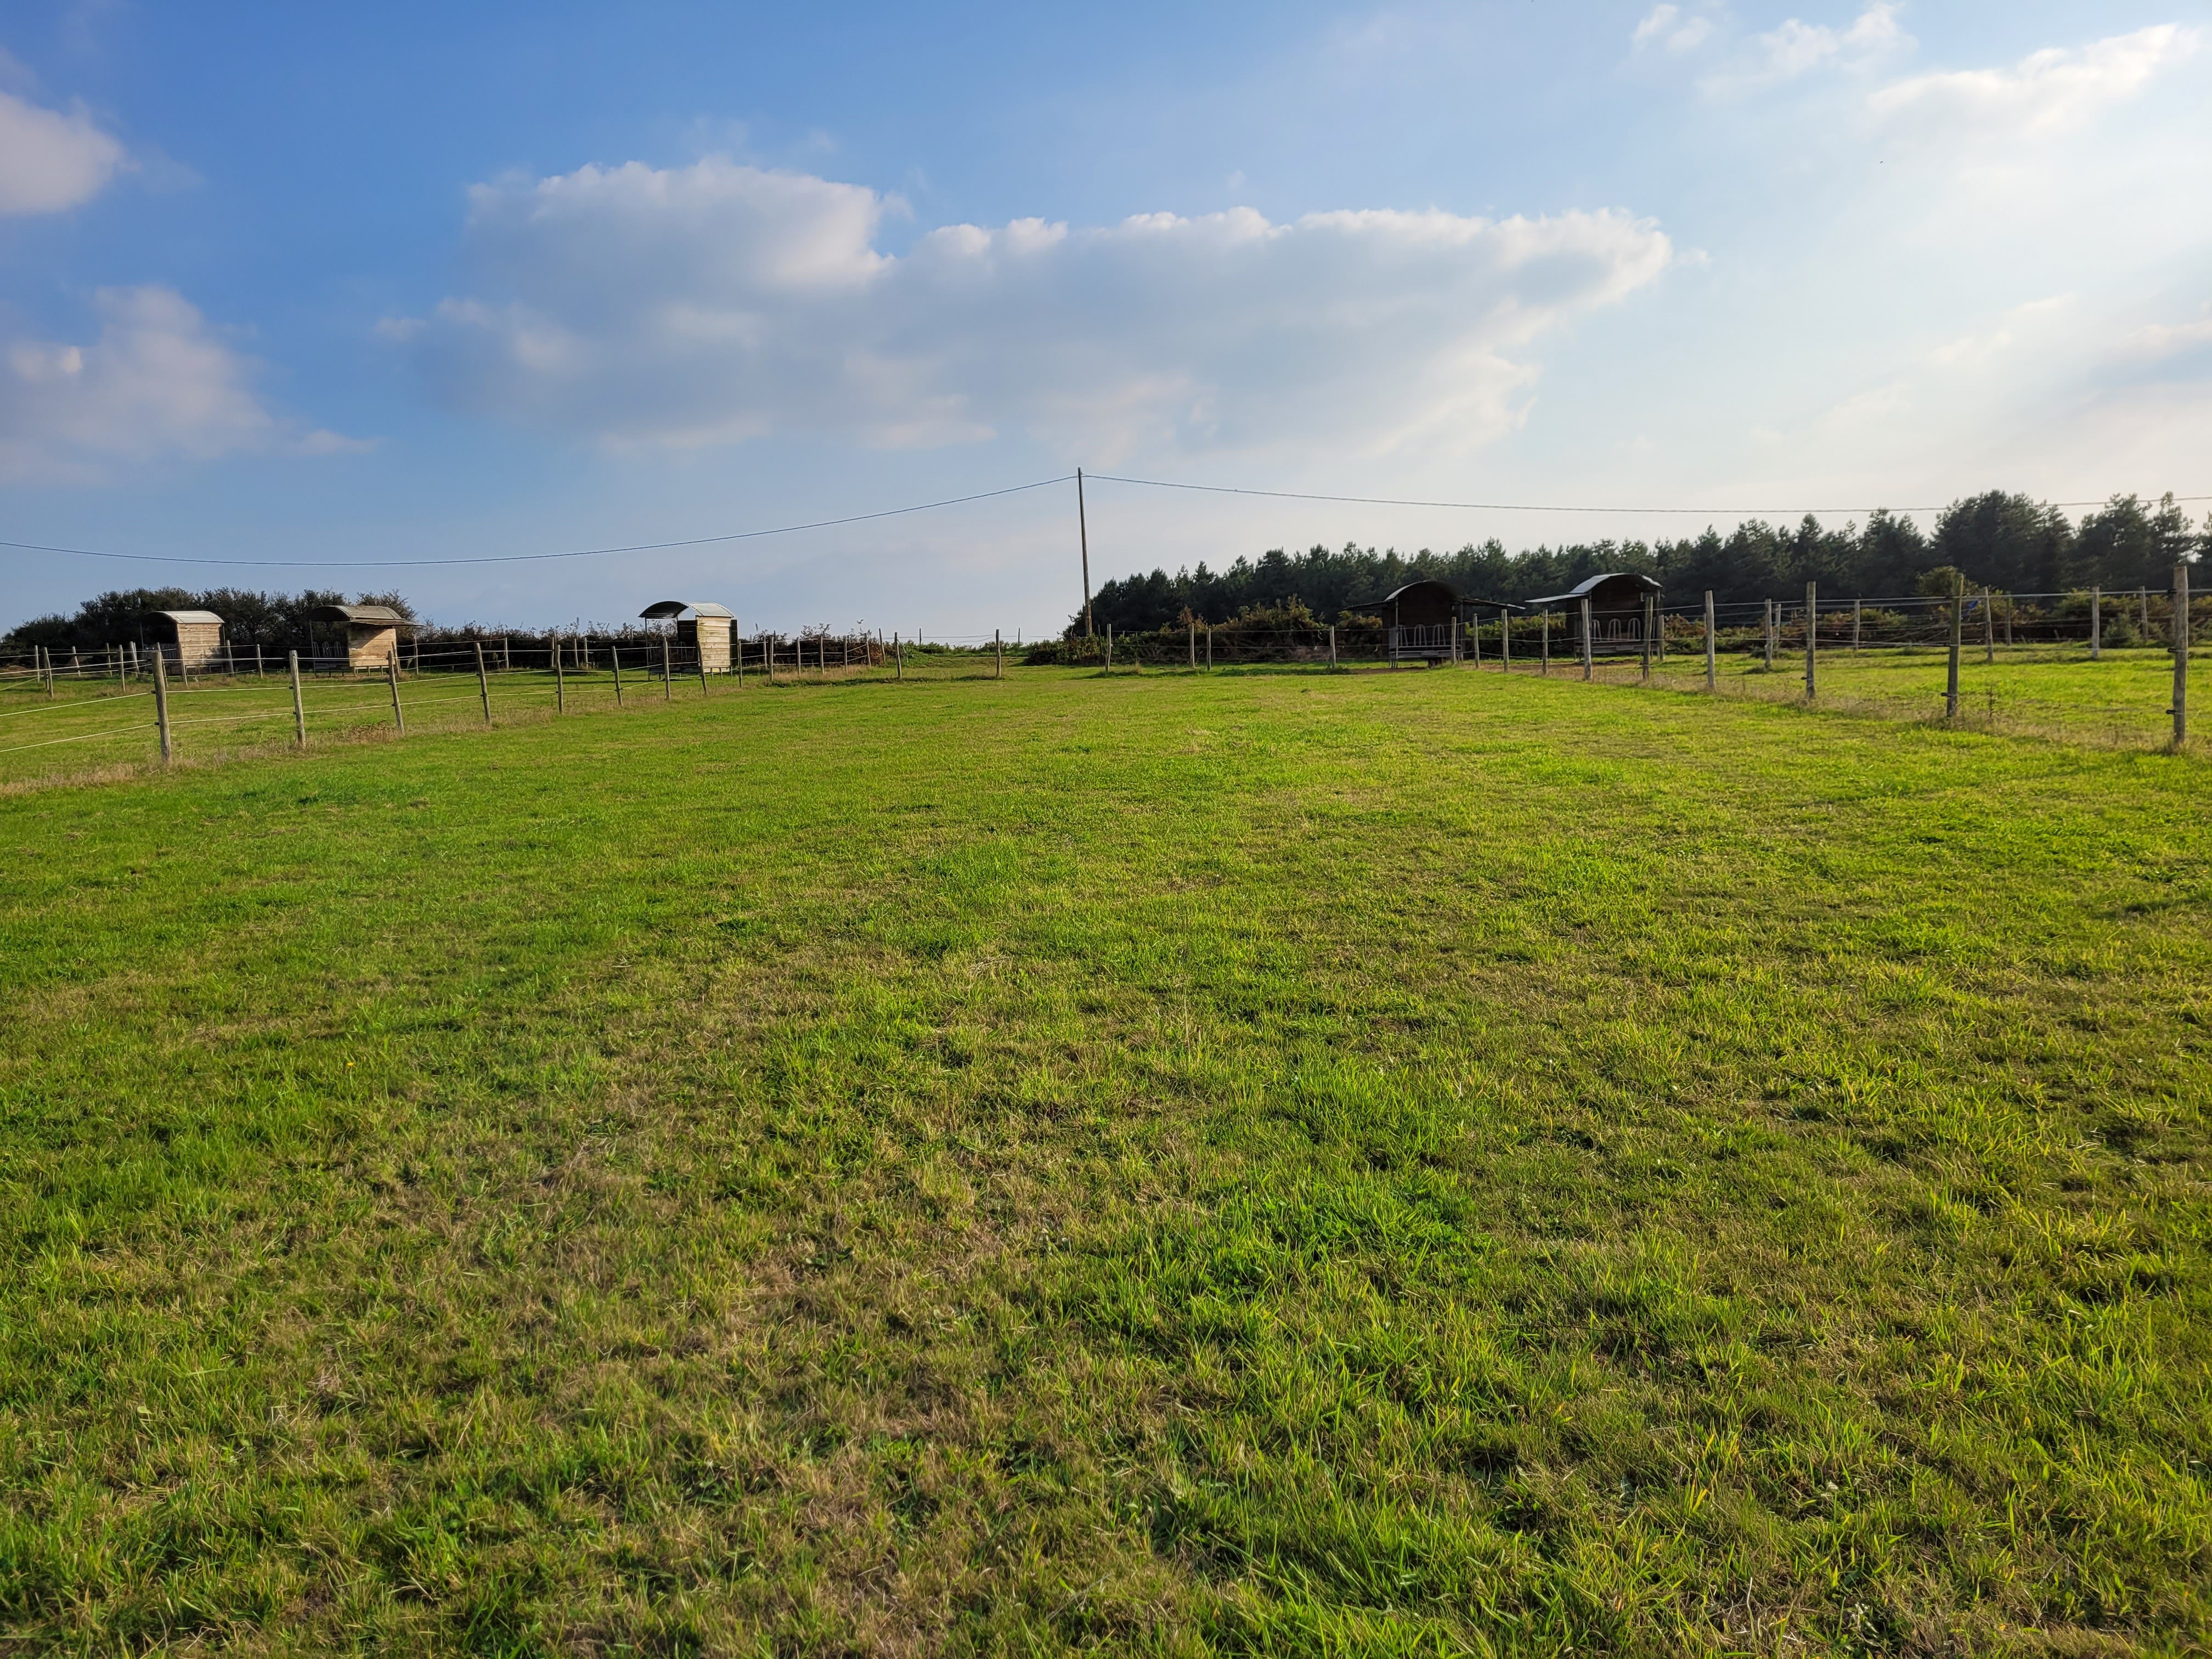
[2,668,2209,1654]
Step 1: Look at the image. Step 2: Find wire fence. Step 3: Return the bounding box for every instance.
[0,588,2201,787]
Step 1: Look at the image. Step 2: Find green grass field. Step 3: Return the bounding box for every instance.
[3,667,2208,1655]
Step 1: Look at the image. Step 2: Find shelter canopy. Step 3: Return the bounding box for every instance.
[1526,572,1661,607]
[311,603,413,628]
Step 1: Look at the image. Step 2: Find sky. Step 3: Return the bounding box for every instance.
[2,0,2209,638]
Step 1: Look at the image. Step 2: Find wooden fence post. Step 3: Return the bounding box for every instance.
[1106,624,1114,673]
[1764,600,1775,669]
[1946,573,1963,720]
[1640,595,1653,683]
[2174,562,2190,749]
[152,646,173,762]
[2004,593,2013,648]
[998,629,1005,679]
[289,650,306,745]
[256,643,266,679]
[1852,597,1861,653]
[1541,610,1549,674]
[661,634,673,702]
[41,645,54,698]
[1804,580,1817,702]
[2091,587,2101,660]
[1188,619,1196,670]
[894,633,901,682]
[501,635,510,672]
[388,656,405,735]
[698,642,709,697]
[1704,591,1716,691]
[1207,625,1214,670]
[475,641,492,722]
[1469,614,1479,669]
[2140,588,2149,639]
[1984,589,1995,664]
[1581,596,1594,681]
[611,643,625,704]
[553,634,566,713]
[1328,625,1336,670]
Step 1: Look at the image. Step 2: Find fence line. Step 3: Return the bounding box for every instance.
[2,590,2203,783]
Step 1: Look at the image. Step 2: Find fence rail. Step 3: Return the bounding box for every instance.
[1,582,2202,786]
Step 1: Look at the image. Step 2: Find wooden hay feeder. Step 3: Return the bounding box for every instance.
[1528,572,1662,657]
[640,601,734,672]
[144,609,225,670]
[311,603,411,672]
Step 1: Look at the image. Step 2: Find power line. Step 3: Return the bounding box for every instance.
[3,468,2204,573]
[1087,473,2211,517]
[0,476,1074,571]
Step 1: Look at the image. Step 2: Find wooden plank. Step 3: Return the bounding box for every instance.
[1704,590,1716,691]
[1946,573,1963,719]
[290,651,306,744]
[475,641,492,723]
[1804,580,1816,701]
[388,656,406,735]
[152,647,172,761]
[2174,562,2190,749]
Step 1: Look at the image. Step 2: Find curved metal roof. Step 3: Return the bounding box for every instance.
[310,603,410,626]
[1526,571,1663,606]
[639,600,733,620]
[147,609,224,626]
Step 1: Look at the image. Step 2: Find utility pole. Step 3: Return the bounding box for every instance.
[1077,468,1094,638]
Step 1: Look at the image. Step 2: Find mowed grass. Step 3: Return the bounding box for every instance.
[2,668,2208,1655]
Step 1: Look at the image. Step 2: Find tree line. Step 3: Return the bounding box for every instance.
[1074,490,2206,636]
[3,587,419,653]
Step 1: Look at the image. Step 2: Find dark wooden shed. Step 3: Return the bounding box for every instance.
[640,601,735,672]
[1356,579,1460,665]
[1528,573,1662,657]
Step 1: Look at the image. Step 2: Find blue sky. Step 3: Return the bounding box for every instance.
[3,0,2208,636]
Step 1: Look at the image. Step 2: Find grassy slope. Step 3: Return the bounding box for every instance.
[1,669,2208,1655]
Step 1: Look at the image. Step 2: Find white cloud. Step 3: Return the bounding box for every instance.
[2117,306,2212,363]
[0,86,131,213]
[1869,24,2199,140]
[1703,3,1906,89]
[391,156,1675,463]
[1929,294,2074,368]
[0,286,365,482]
[1632,4,1712,54]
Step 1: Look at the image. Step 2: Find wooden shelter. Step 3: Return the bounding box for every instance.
[311,603,411,671]
[1527,573,1662,656]
[143,609,224,670]
[1347,579,1517,665]
[639,600,735,672]
[1348,579,1459,665]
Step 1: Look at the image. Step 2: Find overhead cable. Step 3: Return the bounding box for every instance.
[0,476,1075,571]
[1087,472,2211,517]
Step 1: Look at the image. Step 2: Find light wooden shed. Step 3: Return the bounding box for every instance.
[640,601,735,672]
[311,603,411,671]
[144,609,225,670]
